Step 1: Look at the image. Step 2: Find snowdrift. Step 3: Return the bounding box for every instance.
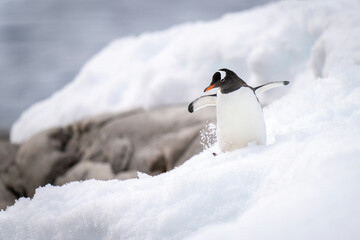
[2,0,360,239]
[12,0,348,143]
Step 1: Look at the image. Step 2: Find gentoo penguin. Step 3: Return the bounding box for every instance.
[188,68,289,153]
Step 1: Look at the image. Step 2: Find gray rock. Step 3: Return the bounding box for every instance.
[115,170,138,181]
[0,130,9,141]
[0,179,16,210]
[0,163,26,198]
[95,106,213,174]
[16,128,78,196]
[0,140,25,200]
[0,140,18,172]
[55,161,115,186]
[107,138,133,174]
[14,105,215,197]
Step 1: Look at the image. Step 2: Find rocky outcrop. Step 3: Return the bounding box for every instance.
[16,129,78,196]
[0,141,18,209]
[0,179,16,210]
[0,106,214,209]
[55,161,115,185]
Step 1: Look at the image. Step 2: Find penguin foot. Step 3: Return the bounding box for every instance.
[212,152,218,156]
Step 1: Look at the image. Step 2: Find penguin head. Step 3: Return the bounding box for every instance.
[204,68,247,94]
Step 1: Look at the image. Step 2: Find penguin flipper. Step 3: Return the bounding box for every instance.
[254,81,290,95]
[188,94,217,113]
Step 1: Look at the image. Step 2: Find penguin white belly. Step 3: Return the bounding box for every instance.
[216,87,266,152]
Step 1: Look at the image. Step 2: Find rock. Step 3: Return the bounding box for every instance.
[55,161,114,186]
[0,129,9,141]
[175,134,202,167]
[0,140,18,172]
[0,140,25,201]
[94,106,213,174]
[0,179,16,210]
[115,170,138,181]
[107,138,133,174]
[14,105,215,198]
[0,163,26,198]
[135,125,202,173]
[16,128,78,197]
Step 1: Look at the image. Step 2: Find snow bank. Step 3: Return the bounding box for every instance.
[2,0,360,239]
[11,0,341,143]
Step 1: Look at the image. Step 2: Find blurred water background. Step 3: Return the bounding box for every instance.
[0,0,273,133]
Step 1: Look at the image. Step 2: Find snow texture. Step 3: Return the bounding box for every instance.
[2,0,360,239]
[200,122,216,150]
[12,0,356,143]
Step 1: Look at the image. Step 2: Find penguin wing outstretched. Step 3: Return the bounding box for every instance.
[188,94,217,113]
[254,81,289,95]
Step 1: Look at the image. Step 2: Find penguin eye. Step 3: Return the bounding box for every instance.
[220,78,225,83]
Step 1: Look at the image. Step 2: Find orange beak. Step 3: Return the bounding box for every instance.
[204,84,216,92]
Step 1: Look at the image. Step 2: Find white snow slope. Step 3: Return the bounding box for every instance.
[2,0,360,239]
[12,0,355,143]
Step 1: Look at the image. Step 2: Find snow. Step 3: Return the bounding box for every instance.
[2,0,360,239]
[11,0,344,143]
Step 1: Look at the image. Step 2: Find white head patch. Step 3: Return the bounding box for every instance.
[218,70,226,81]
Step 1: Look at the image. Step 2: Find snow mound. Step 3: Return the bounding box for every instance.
[2,0,360,239]
[11,0,349,143]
